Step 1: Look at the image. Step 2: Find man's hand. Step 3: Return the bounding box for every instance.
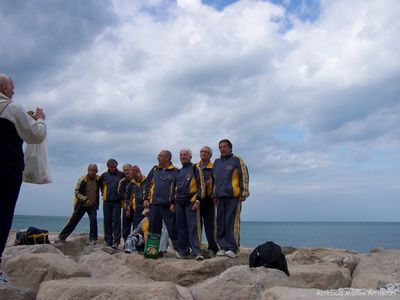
[239,196,246,202]
[143,199,150,208]
[170,204,176,213]
[126,209,131,218]
[192,200,200,211]
[34,107,45,120]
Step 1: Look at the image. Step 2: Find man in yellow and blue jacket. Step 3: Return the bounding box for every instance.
[56,164,100,244]
[124,165,147,229]
[170,148,206,260]
[195,146,219,258]
[99,159,124,249]
[143,150,179,252]
[213,139,249,258]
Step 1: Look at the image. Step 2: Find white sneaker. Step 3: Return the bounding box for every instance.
[0,272,8,284]
[195,255,204,261]
[216,250,226,256]
[225,250,237,258]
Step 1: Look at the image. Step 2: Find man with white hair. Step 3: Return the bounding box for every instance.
[170,148,206,260]
[195,146,219,258]
[118,164,133,243]
[0,73,46,284]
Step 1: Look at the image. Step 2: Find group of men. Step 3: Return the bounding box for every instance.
[57,140,250,260]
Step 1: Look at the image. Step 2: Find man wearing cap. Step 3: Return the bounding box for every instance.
[125,165,147,230]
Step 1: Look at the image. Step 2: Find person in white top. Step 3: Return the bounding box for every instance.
[0,73,46,284]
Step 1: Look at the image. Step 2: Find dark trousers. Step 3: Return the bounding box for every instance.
[103,201,121,246]
[133,211,145,229]
[122,207,134,242]
[216,197,241,253]
[200,199,219,252]
[58,203,98,241]
[0,173,22,264]
[148,204,178,250]
[176,202,202,256]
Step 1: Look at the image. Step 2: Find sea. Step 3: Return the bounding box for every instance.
[11,215,400,253]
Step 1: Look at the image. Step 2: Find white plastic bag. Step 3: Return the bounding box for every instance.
[23,139,52,184]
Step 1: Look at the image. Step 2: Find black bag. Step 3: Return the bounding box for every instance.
[249,241,290,276]
[15,227,50,245]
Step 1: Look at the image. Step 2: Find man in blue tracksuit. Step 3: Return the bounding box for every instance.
[195,146,219,258]
[213,139,249,258]
[99,159,124,248]
[171,148,206,260]
[124,165,147,229]
[118,164,133,243]
[143,150,179,253]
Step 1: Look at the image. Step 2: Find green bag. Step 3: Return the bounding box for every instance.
[144,232,161,259]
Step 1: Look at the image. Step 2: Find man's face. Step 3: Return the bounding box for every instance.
[200,147,212,161]
[219,142,232,156]
[130,167,141,180]
[157,151,169,165]
[108,163,117,174]
[180,150,191,165]
[123,165,132,178]
[87,166,98,179]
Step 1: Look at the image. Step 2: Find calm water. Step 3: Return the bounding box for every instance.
[11,215,400,253]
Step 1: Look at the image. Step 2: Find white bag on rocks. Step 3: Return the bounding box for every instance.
[23,138,52,184]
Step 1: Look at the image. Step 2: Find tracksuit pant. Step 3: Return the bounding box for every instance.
[58,203,98,241]
[0,172,22,265]
[200,199,219,253]
[122,207,134,242]
[103,201,121,246]
[176,202,202,256]
[148,204,178,250]
[133,211,145,231]
[122,209,145,242]
[216,197,241,253]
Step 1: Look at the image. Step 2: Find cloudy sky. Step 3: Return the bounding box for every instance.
[1,0,399,221]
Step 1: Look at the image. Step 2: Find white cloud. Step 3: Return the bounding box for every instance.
[2,0,399,219]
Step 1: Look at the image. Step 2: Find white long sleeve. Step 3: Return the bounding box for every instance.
[0,101,46,144]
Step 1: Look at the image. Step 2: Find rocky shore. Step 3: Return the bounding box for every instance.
[1,232,400,300]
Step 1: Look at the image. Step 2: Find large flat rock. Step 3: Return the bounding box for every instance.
[78,250,151,281]
[3,252,90,290]
[0,285,36,300]
[116,249,251,287]
[191,265,297,300]
[352,249,400,289]
[287,247,359,273]
[289,262,352,289]
[262,287,400,300]
[36,277,193,300]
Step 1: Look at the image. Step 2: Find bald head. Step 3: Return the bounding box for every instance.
[0,73,14,99]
